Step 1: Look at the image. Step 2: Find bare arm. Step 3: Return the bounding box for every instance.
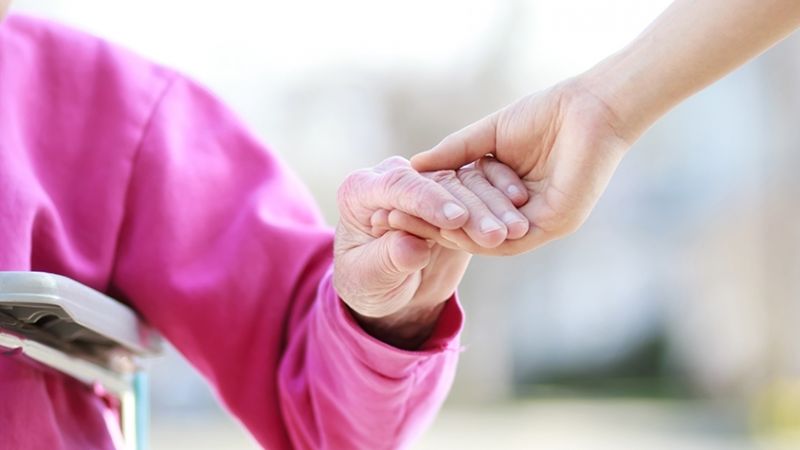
[587,0,800,141]
[412,0,800,255]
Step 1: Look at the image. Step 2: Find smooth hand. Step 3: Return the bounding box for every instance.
[410,0,800,256]
[333,156,527,349]
[410,80,632,255]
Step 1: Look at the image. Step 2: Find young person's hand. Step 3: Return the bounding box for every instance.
[333,156,527,349]
[410,0,800,256]
[411,81,631,256]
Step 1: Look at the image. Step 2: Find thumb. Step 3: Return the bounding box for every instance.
[341,230,431,318]
[411,113,498,172]
[366,230,431,282]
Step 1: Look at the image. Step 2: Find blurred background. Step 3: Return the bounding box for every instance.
[11,0,800,449]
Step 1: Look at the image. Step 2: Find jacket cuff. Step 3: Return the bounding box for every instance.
[317,268,463,377]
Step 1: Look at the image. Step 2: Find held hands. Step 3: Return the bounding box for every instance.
[411,79,633,255]
[334,80,635,347]
[334,0,800,346]
[333,156,527,349]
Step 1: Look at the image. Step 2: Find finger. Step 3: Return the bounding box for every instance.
[371,208,461,250]
[442,225,549,256]
[372,155,413,174]
[340,230,431,317]
[370,157,469,230]
[457,166,530,240]
[440,228,484,253]
[385,210,462,251]
[477,157,529,207]
[410,113,499,172]
[492,225,549,255]
[426,170,508,248]
[383,230,431,274]
[369,208,460,250]
[370,209,391,237]
[341,163,469,231]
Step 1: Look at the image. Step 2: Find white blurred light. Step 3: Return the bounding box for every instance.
[13,0,671,86]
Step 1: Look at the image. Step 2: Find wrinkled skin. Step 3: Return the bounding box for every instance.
[333,156,527,348]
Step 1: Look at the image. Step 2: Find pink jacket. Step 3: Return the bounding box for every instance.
[0,15,462,450]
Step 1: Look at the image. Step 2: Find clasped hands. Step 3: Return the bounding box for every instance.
[333,155,529,349]
[334,81,633,348]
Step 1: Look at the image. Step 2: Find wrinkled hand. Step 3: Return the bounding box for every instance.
[410,80,633,255]
[333,156,527,349]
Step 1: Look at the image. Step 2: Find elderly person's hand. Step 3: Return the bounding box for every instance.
[333,156,527,349]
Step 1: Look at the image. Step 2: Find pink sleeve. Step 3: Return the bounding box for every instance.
[110,75,463,449]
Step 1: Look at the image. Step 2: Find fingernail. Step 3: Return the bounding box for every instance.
[507,185,521,197]
[443,202,466,220]
[502,211,525,225]
[480,217,503,233]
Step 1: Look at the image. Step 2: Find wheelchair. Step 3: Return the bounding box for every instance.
[0,272,162,450]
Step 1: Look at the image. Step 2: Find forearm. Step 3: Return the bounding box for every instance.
[582,0,800,141]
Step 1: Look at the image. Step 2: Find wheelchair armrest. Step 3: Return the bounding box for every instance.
[0,272,161,369]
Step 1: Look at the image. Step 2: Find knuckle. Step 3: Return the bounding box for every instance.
[456,167,484,185]
[337,169,370,205]
[426,169,458,184]
[381,166,415,191]
[381,167,429,208]
[377,155,410,171]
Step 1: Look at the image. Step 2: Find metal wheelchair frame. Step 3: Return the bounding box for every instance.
[0,272,161,450]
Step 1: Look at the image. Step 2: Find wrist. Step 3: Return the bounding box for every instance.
[348,301,447,350]
[576,50,661,146]
[547,73,641,155]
